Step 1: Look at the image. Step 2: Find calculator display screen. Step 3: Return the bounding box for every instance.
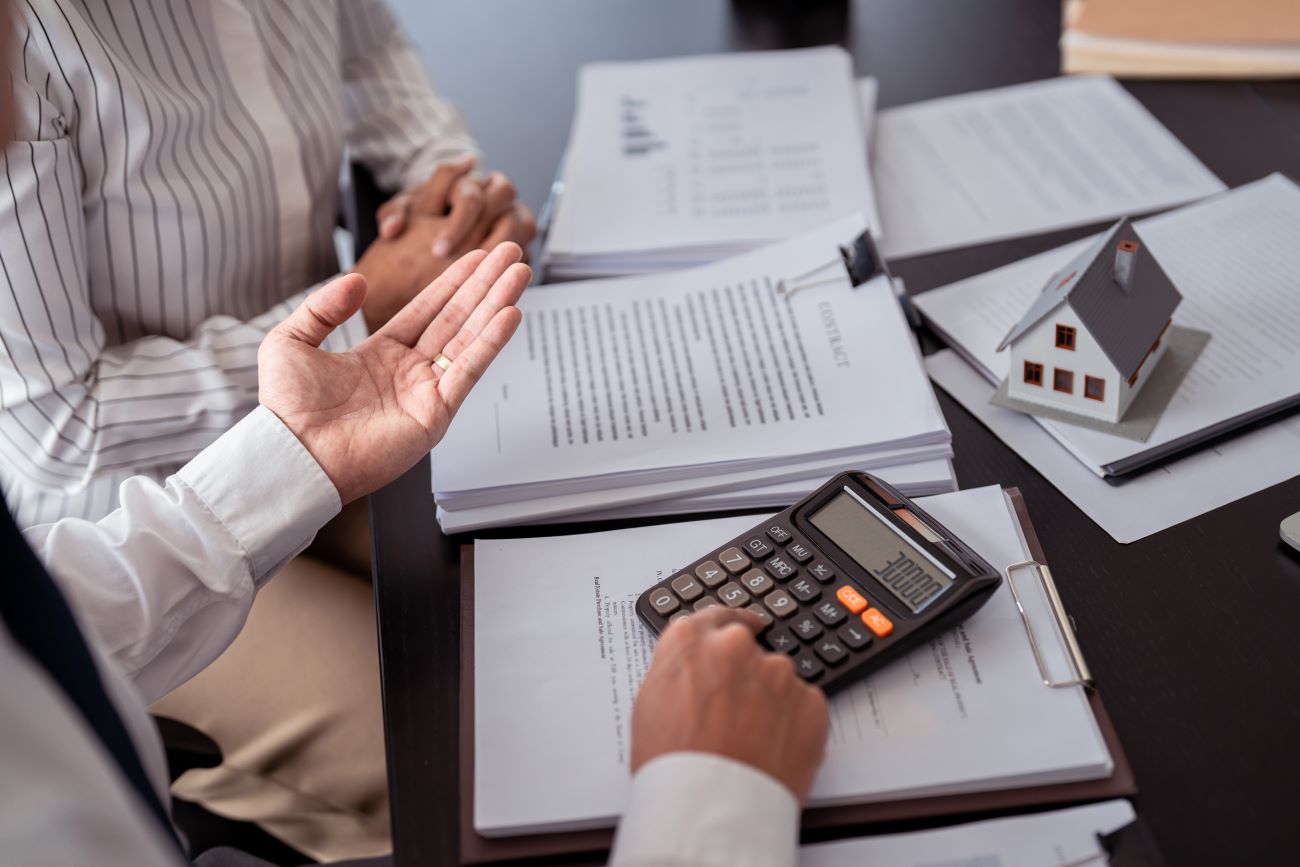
[809,491,955,613]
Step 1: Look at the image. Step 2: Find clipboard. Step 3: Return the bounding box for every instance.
[457,487,1137,864]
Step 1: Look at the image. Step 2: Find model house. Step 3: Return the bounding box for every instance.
[996,218,1181,424]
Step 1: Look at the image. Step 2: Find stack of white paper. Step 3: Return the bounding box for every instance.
[799,799,1135,866]
[869,75,1226,261]
[913,174,1300,543]
[432,217,954,533]
[543,47,880,279]
[473,486,1113,836]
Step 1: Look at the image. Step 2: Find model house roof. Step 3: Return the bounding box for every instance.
[996,218,1181,379]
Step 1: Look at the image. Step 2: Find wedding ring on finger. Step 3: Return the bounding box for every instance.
[433,353,454,371]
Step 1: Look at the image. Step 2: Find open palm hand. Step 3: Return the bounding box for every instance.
[259,243,530,504]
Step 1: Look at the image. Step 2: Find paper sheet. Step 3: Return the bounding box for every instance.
[548,47,880,258]
[870,76,1225,260]
[438,455,956,533]
[474,487,1110,836]
[799,799,1135,867]
[927,350,1300,544]
[435,216,947,505]
[913,174,1300,475]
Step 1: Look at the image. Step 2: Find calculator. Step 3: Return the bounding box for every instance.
[635,472,1002,694]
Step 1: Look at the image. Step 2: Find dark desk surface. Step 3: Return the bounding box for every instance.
[370,2,1300,864]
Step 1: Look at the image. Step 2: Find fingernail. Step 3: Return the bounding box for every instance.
[433,239,452,258]
[380,215,399,236]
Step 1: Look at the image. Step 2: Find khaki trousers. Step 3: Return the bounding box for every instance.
[151,502,390,862]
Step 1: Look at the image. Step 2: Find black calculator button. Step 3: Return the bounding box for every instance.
[693,597,720,612]
[791,614,823,642]
[807,561,836,583]
[814,638,848,666]
[763,555,797,580]
[813,601,847,626]
[719,547,751,575]
[787,577,821,603]
[793,652,824,682]
[785,540,815,563]
[695,560,727,588]
[745,603,773,628]
[648,588,680,617]
[742,537,774,558]
[740,569,775,596]
[837,622,874,650]
[764,626,799,655]
[669,574,704,602]
[717,581,751,608]
[765,524,793,544]
[762,588,798,619]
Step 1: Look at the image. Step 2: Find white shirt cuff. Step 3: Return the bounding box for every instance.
[177,405,341,583]
[610,753,799,867]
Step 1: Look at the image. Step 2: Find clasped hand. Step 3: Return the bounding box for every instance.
[355,157,536,332]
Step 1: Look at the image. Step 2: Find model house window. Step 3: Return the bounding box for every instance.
[1054,368,1074,393]
[1085,375,1105,401]
[1024,361,1044,386]
[1055,325,1076,350]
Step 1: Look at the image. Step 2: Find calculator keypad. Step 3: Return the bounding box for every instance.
[762,588,798,618]
[764,555,797,580]
[835,585,868,614]
[671,574,705,602]
[807,561,836,583]
[717,582,750,608]
[765,626,798,654]
[740,569,775,596]
[639,504,909,689]
[719,548,750,574]
[696,561,727,587]
[787,577,820,602]
[765,524,793,543]
[786,541,815,563]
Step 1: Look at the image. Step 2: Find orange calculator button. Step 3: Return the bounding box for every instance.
[861,608,894,638]
[835,585,868,614]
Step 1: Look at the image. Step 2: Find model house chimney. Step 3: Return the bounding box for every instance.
[1114,240,1139,292]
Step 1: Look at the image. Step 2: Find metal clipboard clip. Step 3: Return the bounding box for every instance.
[1005,559,1094,689]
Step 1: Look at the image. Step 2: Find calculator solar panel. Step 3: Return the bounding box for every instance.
[636,472,1002,694]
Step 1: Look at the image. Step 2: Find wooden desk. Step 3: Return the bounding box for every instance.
[370,2,1300,863]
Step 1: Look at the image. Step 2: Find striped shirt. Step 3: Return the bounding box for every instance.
[1,0,477,527]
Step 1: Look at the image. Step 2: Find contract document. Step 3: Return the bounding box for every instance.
[435,216,950,531]
[544,48,879,277]
[799,799,1135,867]
[871,75,1225,260]
[914,174,1300,476]
[473,486,1112,836]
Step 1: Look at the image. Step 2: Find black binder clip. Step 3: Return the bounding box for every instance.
[773,229,922,327]
[1064,818,1167,866]
[774,229,887,299]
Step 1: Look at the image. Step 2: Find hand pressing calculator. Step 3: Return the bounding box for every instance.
[635,472,1002,694]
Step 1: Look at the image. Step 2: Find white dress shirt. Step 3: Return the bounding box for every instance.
[1,406,798,866]
[0,0,477,528]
